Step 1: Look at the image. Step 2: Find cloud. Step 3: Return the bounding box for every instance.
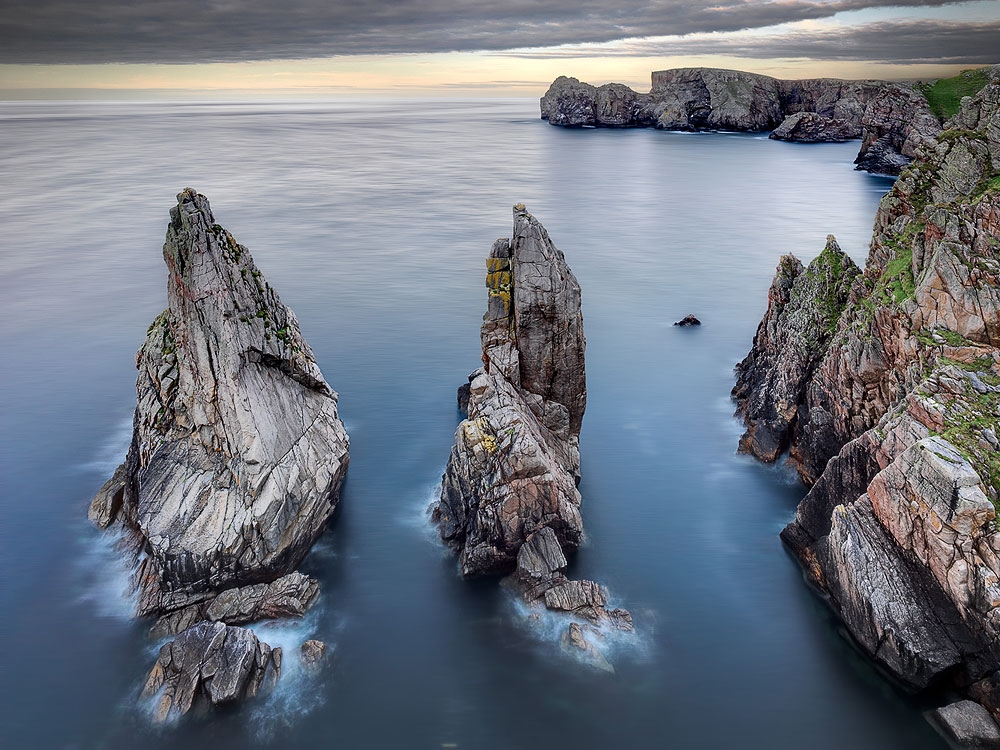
[0,0,986,64]
[505,19,1000,65]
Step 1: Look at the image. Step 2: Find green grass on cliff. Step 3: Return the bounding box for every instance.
[917,68,991,122]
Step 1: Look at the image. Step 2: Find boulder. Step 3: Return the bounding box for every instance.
[140,621,281,723]
[673,314,701,326]
[300,639,327,668]
[930,700,1000,748]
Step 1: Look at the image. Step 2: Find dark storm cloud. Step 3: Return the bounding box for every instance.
[507,19,1000,65]
[0,0,983,64]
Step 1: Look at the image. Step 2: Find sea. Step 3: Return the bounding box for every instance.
[0,98,947,749]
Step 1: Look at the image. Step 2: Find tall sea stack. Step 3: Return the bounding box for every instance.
[734,79,1000,733]
[432,206,631,664]
[89,189,349,719]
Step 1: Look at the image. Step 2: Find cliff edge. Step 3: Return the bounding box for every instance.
[734,79,1000,732]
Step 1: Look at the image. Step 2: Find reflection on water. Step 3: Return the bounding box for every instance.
[0,98,945,749]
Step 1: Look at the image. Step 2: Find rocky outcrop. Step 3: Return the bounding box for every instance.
[431,205,631,661]
[674,314,701,327]
[733,238,860,462]
[141,621,281,723]
[770,112,859,143]
[854,84,943,175]
[540,67,985,174]
[150,571,320,639]
[90,188,348,618]
[90,189,348,715]
[736,80,1000,728]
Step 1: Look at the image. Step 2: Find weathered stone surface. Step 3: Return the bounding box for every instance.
[540,76,597,127]
[432,205,632,649]
[561,621,614,673]
[740,78,1000,717]
[88,462,127,529]
[300,639,327,667]
[770,112,860,143]
[930,700,1000,748]
[822,497,967,688]
[90,189,349,619]
[140,621,281,723]
[733,237,860,462]
[855,84,942,175]
[433,205,587,575]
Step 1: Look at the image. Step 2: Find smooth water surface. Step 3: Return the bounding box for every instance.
[0,99,942,748]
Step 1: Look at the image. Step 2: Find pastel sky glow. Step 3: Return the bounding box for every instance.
[1,0,997,96]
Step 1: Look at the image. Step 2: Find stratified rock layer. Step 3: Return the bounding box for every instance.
[432,205,631,655]
[540,67,949,174]
[91,189,349,619]
[91,189,348,716]
[736,80,1000,723]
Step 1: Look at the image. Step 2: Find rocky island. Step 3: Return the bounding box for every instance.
[432,205,632,668]
[89,189,349,721]
[734,77,1000,742]
[540,66,999,175]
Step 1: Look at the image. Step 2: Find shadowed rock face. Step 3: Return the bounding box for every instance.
[432,206,631,652]
[540,67,941,174]
[90,189,349,618]
[737,80,1000,723]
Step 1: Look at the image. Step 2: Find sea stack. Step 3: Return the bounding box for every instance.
[432,205,631,660]
[734,79,1000,733]
[89,189,349,717]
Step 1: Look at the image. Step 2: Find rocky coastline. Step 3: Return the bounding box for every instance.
[431,205,632,668]
[89,189,349,721]
[734,77,1000,743]
[540,66,998,175]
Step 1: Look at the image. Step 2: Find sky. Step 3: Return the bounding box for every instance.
[0,0,998,97]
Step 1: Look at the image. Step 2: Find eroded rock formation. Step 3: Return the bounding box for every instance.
[431,205,631,660]
[735,79,1000,733]
[540,67,950,175]
[90,189,349,717]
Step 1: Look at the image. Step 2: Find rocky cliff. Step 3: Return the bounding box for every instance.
[734,80,1000,733]
[540,67,949,175]
[89,189,349,718]
[431,206,631,664]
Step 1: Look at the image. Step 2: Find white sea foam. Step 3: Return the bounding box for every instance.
[73,526,137,621]
[75,414,133,476]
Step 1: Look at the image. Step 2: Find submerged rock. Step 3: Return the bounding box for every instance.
[673,314,701,327]
[141,621,281,723]
[431,205,631,650]
[300,639,327,667]
[737,79,1000,721]
[90,189,349,619]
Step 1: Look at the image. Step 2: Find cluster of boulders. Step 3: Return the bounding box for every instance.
[539,67,961,175]
[89,189,348,721]
[734,78,1000,745]
[431,205,632,669]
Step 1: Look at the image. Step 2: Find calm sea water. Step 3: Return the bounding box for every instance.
[0,98,944,749]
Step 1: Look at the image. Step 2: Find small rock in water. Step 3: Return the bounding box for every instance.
[301,639,327,668]
[674,314,701,327]
[561,622,614,673]
[929,700,1000,748]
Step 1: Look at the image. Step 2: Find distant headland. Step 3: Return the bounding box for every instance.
[540,66,999,175]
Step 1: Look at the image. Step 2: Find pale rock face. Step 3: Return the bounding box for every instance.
[769,112,859,143]
[854,84,942,175]
[94,189,350,618]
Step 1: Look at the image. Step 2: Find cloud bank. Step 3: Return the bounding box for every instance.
[0,0,994,64]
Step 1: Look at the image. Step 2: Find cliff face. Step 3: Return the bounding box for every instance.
[540,67,945,175]
[89,190,348,717]
[735,81,1000,722]
[432,206,631,662]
